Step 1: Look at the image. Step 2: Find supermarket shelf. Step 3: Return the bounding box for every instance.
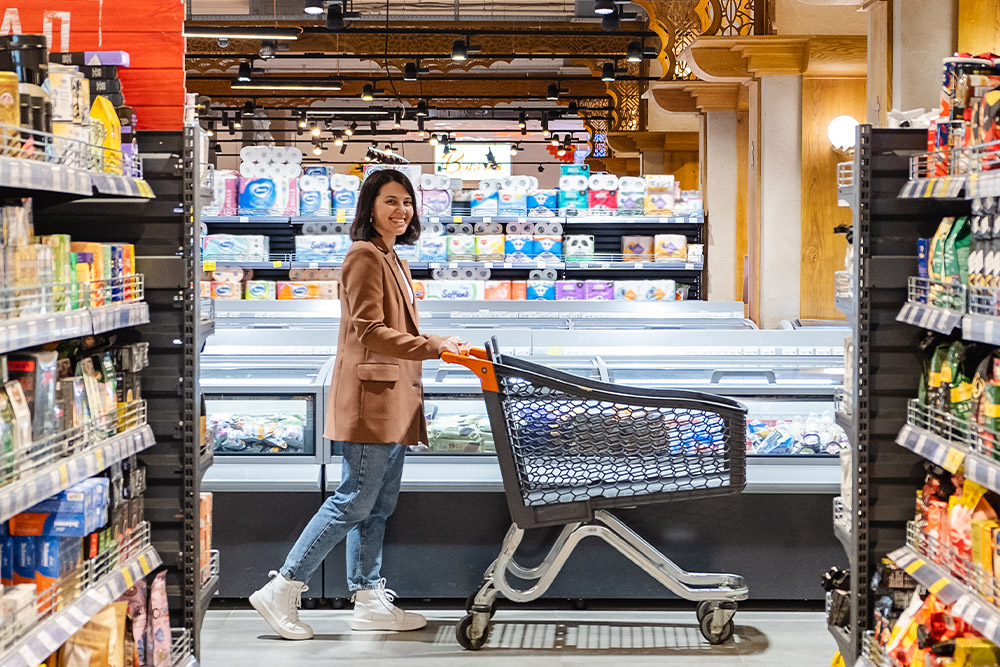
[894,422,967,473]
[898,176,966,199]
[962,313,1000,345]
[835,410,853,434]
[89,173,154,198]
[170,628,197,667]
[203,215,292,225]
[199,318,215,340]
[205,259,705,273]
[0,299,149,354]
[833,497,851,556]
[564,260,703,272]
[886,546,965,605]
[203,213,706,226]
[896,301,962,334]
[829,625,852,662]
[964,451,1000,497]
[0,545,162,667]
[968,171,1000,199]
[0,423,155,524]
[0,156,92,197]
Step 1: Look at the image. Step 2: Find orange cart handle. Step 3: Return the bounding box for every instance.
[440,348,498,392]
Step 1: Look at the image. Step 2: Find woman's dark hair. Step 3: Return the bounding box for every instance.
[350,169,421,245]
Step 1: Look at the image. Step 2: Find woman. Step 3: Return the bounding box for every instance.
[250,169,466,638]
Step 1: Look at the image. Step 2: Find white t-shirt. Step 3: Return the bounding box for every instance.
[394,253,415,304]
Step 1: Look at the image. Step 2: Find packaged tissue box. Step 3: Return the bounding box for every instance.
[527,281,556,300]
[505,236,535,261]
[526,191,558,216]
[210,282,241,300]
[421,190,453,218]
[418,236,448,262]
[498,192,527,217]
[470,191,499,215]
[202,235,269,261]
[295,235,352,261]
[239,177,299,216]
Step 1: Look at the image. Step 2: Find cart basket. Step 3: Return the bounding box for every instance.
[443,340,748,529]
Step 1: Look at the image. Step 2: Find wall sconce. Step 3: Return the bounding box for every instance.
[827,115,859,155]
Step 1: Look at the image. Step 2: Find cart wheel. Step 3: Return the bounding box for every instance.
[456,614,491,651]
[699,614,735,645]
[465,591,498,618]
[696,601,719,623]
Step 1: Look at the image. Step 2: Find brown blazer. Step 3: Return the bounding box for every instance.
[324,237,446,445]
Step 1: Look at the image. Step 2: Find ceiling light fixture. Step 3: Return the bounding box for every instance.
[510,144,518,156]
[594,0,615,15]
[182,26,299,41]
[393,112,402,128]
[451,39,468,61]
[602,7,620,31]
[259,40,276,59]
[557,145,567,157]
[627,41,643,63]
[237,62,252,82]
[311,124,321,136]
[518,111,526,129]
[417,118,426,137]
[334,135,344,147]
[232,78,342,91]
[241,101,255,116]
[568,101,579,115]
[415,100,429,117]
[429,134,439,146]
[345,121,357,136]
[312,144,323,156]
[298,112,307,128]
[541,113,550,138]
[547,83,560,101]
[602,62,616,81]
[403,62,418,81]
[550,134,560,147]
[233,117,242,130]
[361,83,376,101]
[326,5,345,30]
[304,0,324,15]
[205,121,214,137]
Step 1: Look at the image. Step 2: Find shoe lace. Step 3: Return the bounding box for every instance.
[378,579,398,604]
[269,570,308,622]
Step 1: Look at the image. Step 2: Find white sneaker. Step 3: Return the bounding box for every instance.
[351,579,426,631]
[249,570,314,640]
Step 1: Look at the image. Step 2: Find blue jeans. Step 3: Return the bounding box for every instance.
[280,442,406,591]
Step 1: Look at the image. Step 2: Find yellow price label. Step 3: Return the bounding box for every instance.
[904,559,925,575]
[453,216,462,223]
[95,449,104,469]
[58,465,69,486]
[137,181,153,198]
[203,260,217,272]
[942,447,965,474]
[336,210,346,222]
[546,347,564,356]
[929,578,950,595]
[272,260,283,268]
[139,555,151,575]
[122,568,134,588]
[984,402,1000,419]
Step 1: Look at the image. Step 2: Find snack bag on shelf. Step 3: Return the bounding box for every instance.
[949,479,996,565]
[929,217,955,305]
[928,343,951,417]
[148,571,170,667]
[945,341,980,421]
[120,581,148,667]
[943,216,971,291]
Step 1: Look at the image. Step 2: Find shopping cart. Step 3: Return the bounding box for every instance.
[441,339,750,650]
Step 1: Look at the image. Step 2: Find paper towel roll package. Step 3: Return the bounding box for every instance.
[654,234,688,261]
[244,280,277,300]
[510,281,528,300]
[504,235,536,261]
[470,191,499,215]
[617,193,644,215]
[533,236,564,262]
[203,170,239,217]
[498,192,528,216]
[526,191,558,216]
[564,235,595,260]
[295,235,352,260]
[394,244,418,261]
[300,189,332,217]
[555,281,586,300]
[584,280,614,301]
[418,236,448,261]
[644,193,675,216]
[644,280,677,301]
[421,190,453,218]
[447,235,477,260]
[588,190,618,211]
[211,282,241,300]
[558,190,588,216]
[424,280,484,300]
[622,235,654,262]
[211,268,244,283]
[484,280,512,300]
[560,164,590,178]
[203,235,269,261]
[614,281,644,301]
[476,235,505,260]
[527,281,556,300]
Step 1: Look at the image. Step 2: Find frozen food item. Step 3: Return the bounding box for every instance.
[423,281,484,300]
[654,235,688,262]
[644,193,675,215]
[622,236,654,262]
[483,281,512,300]
[505,235,535,261]
[244,281,277,300]
[470,191,499,215]
[202,235,269,262]
[555,281,585,300]
[510,281,527,300]
[294,234,352,261]
[498,192,527,216]
[584,280,614,301]
[447,235,476,260]
[526,191,558,216]
[210,282,240,300]
[418,235,447,262]
[7,351,58,439]
[475,235,505,260]
[527,281,555,300]
[533,236,563,262]
[588,190,617,212]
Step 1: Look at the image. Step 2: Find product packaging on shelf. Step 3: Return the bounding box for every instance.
[447,235,476,261]
[654,235,688,262]
[526,191,558,216]
[7,351,58,440]
[622,236,654,262]
[244,281,277,300]
[557,189,588,216]
[498,192,527,217]
[527,281,555,301]
[299,189,333,217]
[418,235,447,262]
[475,235,505,261]
[203,170,239,217]
[210,282,240,300]
[4,381,32,453]
[533,236,563,262]
[560,164,590,178]
[584,280,614,300]
[202,235,269,262]
[555,281,585,300]
[295,234,352,261]
[277,281,339,300]
[644,193,675,216]
[423,281,484,300]
[504,235,535,262]
[483,281,512,300]
[588,190,617,212]
[421,190,453,218]
[563,235,595,261]
[470,191,499,215]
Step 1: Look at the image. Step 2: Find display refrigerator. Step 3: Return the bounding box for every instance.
[202,301,848,601]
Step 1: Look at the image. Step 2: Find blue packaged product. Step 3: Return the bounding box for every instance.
[418,235,447,262]
[558,190,588,215]
[559,164,590,178]
[470,192,498,215]
[1,535,11,585]
[202,235,269,261]
[12,536,35,584]
[29,488,89,515]
[533,236,563,261]
[527,281,556,300]
[394,244,418,261]
[505,235,536,261]
[36,536,80,590]
[497,192,527,216]
[303,166,331,176]
[333,190,358,211]
[526,191,558,216]
[238,178,278,216]
[294,235,352,261]
[917,238,929,279]
[300,190,332,217]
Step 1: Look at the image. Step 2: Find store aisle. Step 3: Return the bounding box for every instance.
[200,609,834,665]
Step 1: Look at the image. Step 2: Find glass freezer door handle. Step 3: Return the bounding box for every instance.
[710,370,777,384]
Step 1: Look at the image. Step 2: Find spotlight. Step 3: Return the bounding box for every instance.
[594,0,614,14]
[259,40,276,59]
[415,100,429,117]
[241,100,255,116]
[557,146,566,157]
[403,62,418,81]
[326,4,344,30]
[304,0,324,14]
[298,112,307,128]
[339,143,347,154]
[393,112,402,128]
[429,134,439,146]
[550,134,559,147]
[311,124,321,136]
[237,62,252,82]
[345,120,357,136]
[417,118,426,137]
[510,144,518,156]
[537,165,544,173]
[451,39,468,62]
[602,62,616,81]
[370,120,377,135]
[233,118,242,130]
[518,111,526,129]
[312,144,323,155]
[627,41,643,63]
[568,101,579,114]
[361,83,375,101]
[205,121,214,137]
[334,135,344,147]
[602,7,620,31]
[547,83,559,101]
[541,114,550,138]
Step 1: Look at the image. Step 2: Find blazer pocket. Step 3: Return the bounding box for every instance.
[357,362,400,383]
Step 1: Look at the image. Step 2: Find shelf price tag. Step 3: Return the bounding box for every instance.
[686,263,695,270]
[308,262,319,269]
[336,210,346,222]
[600,263,612,270]
[449,262,459,269]
[536,261,547,269]
[203,261,216,272]
[503,262,513,269]
[139,555,151,575]
[452,216,462,223]
[429,263,441,269]
[634,263,644,270]
[272,260,283,268]
[942,447,965,474]
[483,216,492,224]
[483,262,494,269]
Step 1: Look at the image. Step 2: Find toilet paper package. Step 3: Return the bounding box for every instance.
[527,281,556,300]
[203,170,239,217]
[505,235,536,262]
[474,222,504,235]
[644,280,677,301]
[558,190,588,216]
[558,175,589,192]
[555,281,586,300]
[295,235,352,261]
[617,193,644,215]
[300,189,332,217]
[644,174,675,193]
[654,234,688,261]
[470,191,499,215]
[644,193,675,216]
[498,192,527,217]
[476,235,505,260]
[421,190,453,218]
[210,282,241,300]
[510,281,528,300]
[688,243,704,263]
[588,174,619,191]
[411,280,426,300]
[563,235,595,260]
[211,268,245,284]
[622,236,654,262]
[588,190,618,212]
[333,190,359,214]
[526,191,558,216]
[447,235,477,260]
[560,164,590,178]
[418,236,448,262]
[484,281,512,300]
[244,281,277,300]
[584,280,614,301]
[614,281,645,302]
[238,177,299,216]
[277,281,340,300]
[394,244,418,261]
[533,236,563,262]
[202,235,269,261]
[303,166,332,177]
[618,177,647,194]
[424,281,484,300]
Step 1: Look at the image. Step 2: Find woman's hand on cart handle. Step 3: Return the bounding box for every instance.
[437,336,467,357]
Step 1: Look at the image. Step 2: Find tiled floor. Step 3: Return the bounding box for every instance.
[200,609,836,666]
